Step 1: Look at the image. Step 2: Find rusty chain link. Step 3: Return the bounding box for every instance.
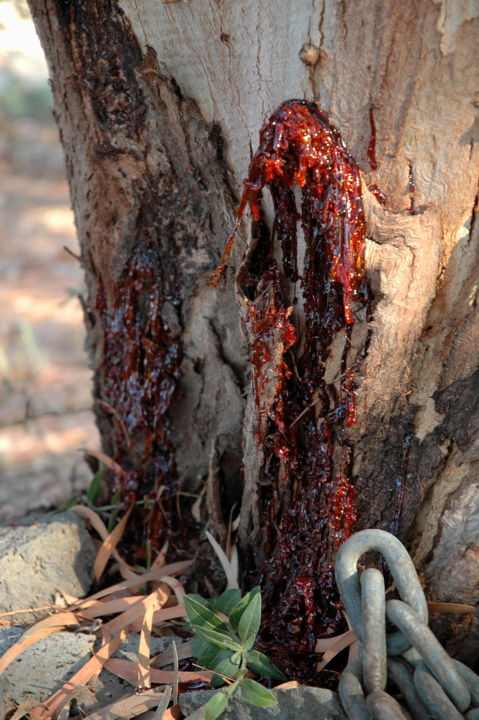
[335,529,479,719]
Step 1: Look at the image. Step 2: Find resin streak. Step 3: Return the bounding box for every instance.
[96,241,182,558]
[216,100,370,682]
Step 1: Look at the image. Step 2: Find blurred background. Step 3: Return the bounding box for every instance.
[0,0,97,520]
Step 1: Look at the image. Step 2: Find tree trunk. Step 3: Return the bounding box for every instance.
[28,0,479,670]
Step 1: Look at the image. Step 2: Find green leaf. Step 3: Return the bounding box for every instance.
[212,589,242,616]
[211,650,242,686]
[184,594,227,631]
[246,649,287,681]
[229,587,261,630]
[192,635,222,666]
[192,638,235,682]
[193,625,242,653]
[240,678,278,708]
[107,488,122,531]
[238,592,261,649]
[204,692,229,720]
[87,469,104,506]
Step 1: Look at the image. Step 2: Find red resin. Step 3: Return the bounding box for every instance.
[367,183,387,206]
[246,263,296,447]
[95,243,183,559]
[408,162,416,214]
[217,100,370,683]
[367,106,378,171]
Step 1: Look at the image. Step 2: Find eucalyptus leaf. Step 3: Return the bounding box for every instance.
[107,488,122,531]
[229,586,261,630]
[240,678,278,708]
[185,594,227,631]
[204,692,229,720]
[193,625,242,652]
[191,633,209,660]
[211,650,242,685]
[238,592,261,649]
[211,674,226,688]
[246,649,287,681]
[212,588,242,616]
[193,636,231,670]
[87,469,104,506]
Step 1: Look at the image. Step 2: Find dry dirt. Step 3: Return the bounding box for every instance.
[0,114,98,520]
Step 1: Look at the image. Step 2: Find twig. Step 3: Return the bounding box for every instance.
[63,245,82,262]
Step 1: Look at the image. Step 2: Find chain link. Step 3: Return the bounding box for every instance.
[335,529,479,719]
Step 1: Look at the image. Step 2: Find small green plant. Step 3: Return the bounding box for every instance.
[184,587,286,720]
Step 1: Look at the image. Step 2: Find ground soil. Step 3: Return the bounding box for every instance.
[0,113,98,520]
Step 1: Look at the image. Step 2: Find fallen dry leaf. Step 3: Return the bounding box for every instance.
[68,560,192,610]
[428,601,476,614]
[159,704,182,720]
[93,506,133,582]
[22,612,79,639]
[102,586,169,635]
[53,684,97,720]
[0,604,62,619]
[104,658,213,685]
[80,448,125,476]
[205,530,239,590]
[315,630,357,672]
[274,681,300,689]
[79,595,145,619]
[151,542,169,570]
[156,576,185,605]
[81,685,170,720]
[151,686,172,719]
[152,641,192,668]
[138,597,155,690]
[172,640,179,706]
[70,505,135,581]
[128,605,186,634]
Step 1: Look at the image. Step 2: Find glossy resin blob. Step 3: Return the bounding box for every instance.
[213,99,371,683]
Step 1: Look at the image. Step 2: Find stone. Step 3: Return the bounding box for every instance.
[179,686,346,719]
[0,626,96,709]
[0,511,96,624]
[0,626,24,655]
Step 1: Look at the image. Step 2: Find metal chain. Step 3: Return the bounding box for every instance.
[335,529,479,719]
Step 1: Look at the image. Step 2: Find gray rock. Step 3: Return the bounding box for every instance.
[0,626,24,654]
[0,511,96,624]
[0,626,96,707]
[179,686,346,719]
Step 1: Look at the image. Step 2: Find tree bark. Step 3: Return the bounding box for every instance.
[28,0,479,665]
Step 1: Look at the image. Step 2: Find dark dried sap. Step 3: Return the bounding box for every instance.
[408,162,416,214]
[216,100,370,682]
[367,105,378,171]
[367,183,387,206]
[95,242,182,559]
